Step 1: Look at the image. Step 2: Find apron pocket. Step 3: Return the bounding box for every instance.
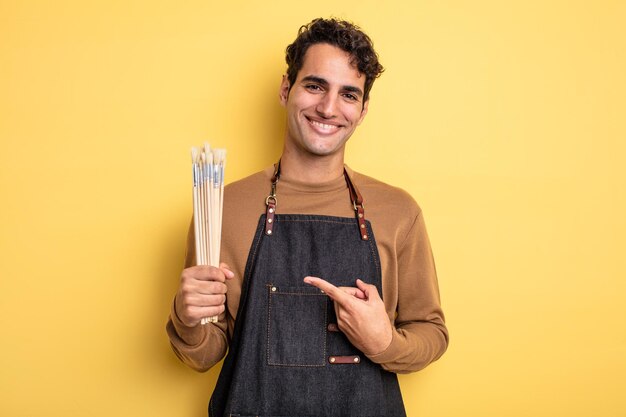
[267,285,327,367]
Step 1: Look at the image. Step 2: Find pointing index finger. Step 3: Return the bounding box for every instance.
[303,276,351,305]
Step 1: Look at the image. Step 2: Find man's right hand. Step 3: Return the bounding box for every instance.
[174,263,235,327]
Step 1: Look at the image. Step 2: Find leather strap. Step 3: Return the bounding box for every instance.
[328,355,361,364]
[265,161,368,240]
[264,162,280,235]
[343,169,368,240]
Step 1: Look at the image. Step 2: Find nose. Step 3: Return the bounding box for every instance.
[315,93,337,119]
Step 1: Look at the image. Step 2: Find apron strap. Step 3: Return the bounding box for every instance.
[263,162,280,236]
[343,169,369,240]
[265,161,369,240]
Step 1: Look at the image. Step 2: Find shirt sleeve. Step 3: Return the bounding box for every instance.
[367,210,449,373]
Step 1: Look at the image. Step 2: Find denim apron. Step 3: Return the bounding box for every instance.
[209,165,406,417]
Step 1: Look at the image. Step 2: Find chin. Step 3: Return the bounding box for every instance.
[305,144,344,157]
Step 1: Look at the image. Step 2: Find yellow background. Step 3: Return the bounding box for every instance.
[1,1,625,416]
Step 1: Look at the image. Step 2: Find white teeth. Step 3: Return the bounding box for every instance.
[310,119,338,131]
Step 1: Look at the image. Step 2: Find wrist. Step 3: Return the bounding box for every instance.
[363,324,393,356]
[173,296,197,328]
[170,299,206,346]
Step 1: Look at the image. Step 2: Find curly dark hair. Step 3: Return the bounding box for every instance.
[285,18,384,102]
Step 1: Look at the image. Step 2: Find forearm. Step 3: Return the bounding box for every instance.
[371,208,449,373]
[367,319,448,373]
[166,300,229,372]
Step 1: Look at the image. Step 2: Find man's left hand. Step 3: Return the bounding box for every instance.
[303,276,392,356]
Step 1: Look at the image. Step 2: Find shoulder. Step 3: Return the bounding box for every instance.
[225,166,273,194]
[350,169,422,219]
[223,166,275,205]
[222,166,273,224]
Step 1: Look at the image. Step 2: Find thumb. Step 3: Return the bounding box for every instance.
[219,262,235,279]
[356,279,380,301]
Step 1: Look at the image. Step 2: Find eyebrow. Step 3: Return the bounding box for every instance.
[301,75,364,98]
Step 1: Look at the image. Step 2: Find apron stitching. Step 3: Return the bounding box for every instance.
[323,296,328,363]
[265,284,272,366]
[366,225,381,279]
[266,363,327,368]
[270,291,326,296]
[278,219,359,224]
[266,288,328,367]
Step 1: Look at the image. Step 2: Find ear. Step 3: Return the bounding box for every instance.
[357,99,369,125]
[279,75,290,107]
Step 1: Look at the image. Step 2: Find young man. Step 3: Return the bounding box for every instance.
[167,18,448,416]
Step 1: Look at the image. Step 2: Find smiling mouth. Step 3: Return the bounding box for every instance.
[307,117,340,133]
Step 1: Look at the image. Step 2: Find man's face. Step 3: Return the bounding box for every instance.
[280,43,369,159]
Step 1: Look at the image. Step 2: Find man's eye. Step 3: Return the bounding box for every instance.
[343,93,358,101]
[305,84,322,91]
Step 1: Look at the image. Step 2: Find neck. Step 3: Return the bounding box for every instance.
[279,147,345,184]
